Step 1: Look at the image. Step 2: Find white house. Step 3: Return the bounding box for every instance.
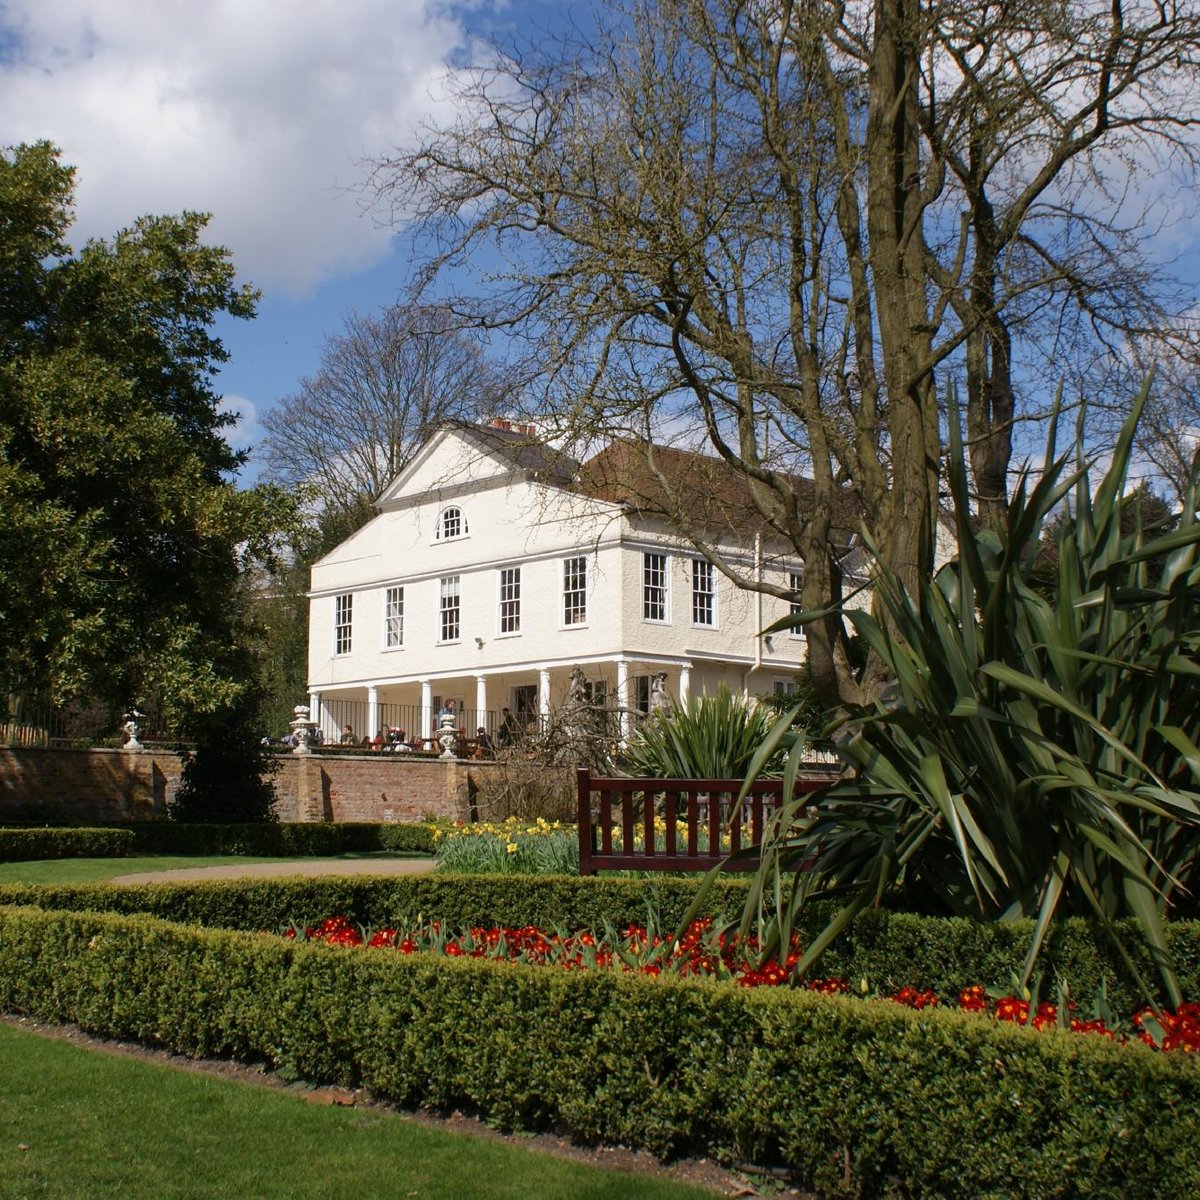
[306,421,839,746]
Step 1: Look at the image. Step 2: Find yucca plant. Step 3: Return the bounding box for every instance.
[621,685,783,778]
[736,383,1200,1005]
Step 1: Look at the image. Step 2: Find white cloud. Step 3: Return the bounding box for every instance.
[0,0,468,295]
[218,393,261,458]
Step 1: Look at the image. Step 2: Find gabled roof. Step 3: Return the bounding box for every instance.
[575,439,860,548]
[440,419,578,483]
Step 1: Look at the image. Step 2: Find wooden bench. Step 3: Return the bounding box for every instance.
[576,767,834,874]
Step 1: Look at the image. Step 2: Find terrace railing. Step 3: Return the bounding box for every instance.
[576,767,835,874]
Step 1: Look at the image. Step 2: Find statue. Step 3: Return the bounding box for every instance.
[649,671,670,713]
[568,666,588,706]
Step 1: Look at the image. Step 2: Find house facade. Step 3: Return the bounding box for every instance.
[306,422,814,745]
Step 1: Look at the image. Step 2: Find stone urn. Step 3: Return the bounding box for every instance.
[290,705,318,755]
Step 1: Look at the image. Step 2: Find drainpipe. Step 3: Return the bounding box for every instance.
[743,532,764,700]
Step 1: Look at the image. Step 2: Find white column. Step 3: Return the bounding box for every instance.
[420,680,433,742]
[679,663,691,703]
[538,668,551,724]
[367,685,379,738]
[475,675,488,731]
[615,658,630,741]
[309,691,322,739]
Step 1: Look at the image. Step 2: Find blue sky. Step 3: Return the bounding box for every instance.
[0,0,553,480]
[3,0,1198,493]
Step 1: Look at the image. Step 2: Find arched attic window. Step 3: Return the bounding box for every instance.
[436,505,468,541]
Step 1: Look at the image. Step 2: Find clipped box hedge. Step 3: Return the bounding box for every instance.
[2,874,1199,1017]
[0,827,137,862]
[0,821,434,861]
[0,901,1197,1199]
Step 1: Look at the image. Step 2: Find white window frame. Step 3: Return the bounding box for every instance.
[334,593,353,655]
[642,552,669,623]
[691,558,716,627]
[562,556,588,626]
[788,570,805,639]
[384,585,404,649]
[439,575,461,643]
[498,566,521,635]
[435,505,468,542]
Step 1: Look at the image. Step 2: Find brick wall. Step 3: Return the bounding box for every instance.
[0,746,181,823]
[273,753,499,823]
[0,745,497,825]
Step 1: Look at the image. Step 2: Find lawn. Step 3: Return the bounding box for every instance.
[0,853,426,886]
[0,1021,717,1200]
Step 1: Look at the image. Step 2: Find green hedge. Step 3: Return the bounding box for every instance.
[0,902,1197,1199]
[0,821,434,861]
[3,874,1199,1016]
[0,876,750,940]
[0,827,137,862]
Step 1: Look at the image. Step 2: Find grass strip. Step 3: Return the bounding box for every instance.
[0,854,427,887]
[0,1021,715,1200]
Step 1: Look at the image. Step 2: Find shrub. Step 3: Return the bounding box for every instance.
[471,756,577,821]
[0,821,435,859]
[0,901,1197,1198]
[4,874,1200,1019]
[0,827,136,862]
[622,686,784,778]
[169,694,278,823]
[751,385,1200,1005]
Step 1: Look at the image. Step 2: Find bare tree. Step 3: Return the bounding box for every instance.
[261,303,512,526]
[370,0,1200,702]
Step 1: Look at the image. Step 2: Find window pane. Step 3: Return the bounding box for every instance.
[437,506,467,540]
[563,557,587,625]
[440,575,460,641]
[643,553,667,621]
[385,586,404,648]
[789,570,805,639]
[335,593,352,655]
[499,567,521,634]
[691,558,714,626]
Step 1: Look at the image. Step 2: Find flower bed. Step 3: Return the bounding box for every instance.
[430,813,741,874]
[288,914,1200,1053]
[4,899,1200,1197]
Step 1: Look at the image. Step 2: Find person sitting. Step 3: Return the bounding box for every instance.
[339,724,355,745]
[372,728,387,751]
[390,727,412,752]
[474,727,496,758]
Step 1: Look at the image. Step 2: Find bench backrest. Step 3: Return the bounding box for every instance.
[576,767,833,873]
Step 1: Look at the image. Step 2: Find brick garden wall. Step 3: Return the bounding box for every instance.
[0,746,497,825]
[0,747,181,823]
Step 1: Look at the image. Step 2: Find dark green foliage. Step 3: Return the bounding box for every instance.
[4,874,1199,1018]
[170,693,278,823]
[622,686,786,777]
[0,900,1197,1198]
[0,827,136,862]
[750,385,1200,1004]
[0,141,298,718]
